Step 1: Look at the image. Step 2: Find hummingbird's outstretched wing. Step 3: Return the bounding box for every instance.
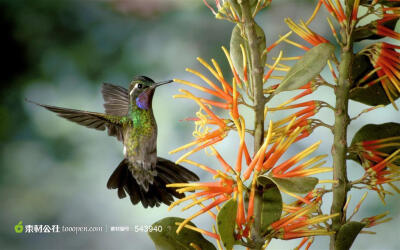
[101,83,129,116]
[107,158,199,208]
[26,99,124,139]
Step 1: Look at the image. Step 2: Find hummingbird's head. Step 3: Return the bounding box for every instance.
[129,76,173,110]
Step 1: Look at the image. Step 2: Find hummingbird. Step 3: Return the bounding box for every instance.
[27,76,199,208]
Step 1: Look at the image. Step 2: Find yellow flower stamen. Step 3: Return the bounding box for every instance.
[264,50,284,83]
[354,192,368,214]
[266,31,293,52]
[181,159,217,175]
[343,194,351,214]
[326,17,341,44]
[388,182,400,193]
[357,66,382,86]
[319,179,338,184]
[182,194,218,211]
[262,238,272,250]
[272,56,302,61]
[327,59,337,81]
[240,43,249,85]
[306,0,322,25]
[221,46,242,88]
[286,18,311,40]
[169,139,201,155]
[173,78,226,100]
[186,68,230,100]
[305,213,339,226]
[176,186,201,193]
[212,225,223,250]
[190,242,201,250]
[197,57,233,95]
[292,168,333,176]
[283,37,310,50]
[168,191,207,211]
[175,222,219,240]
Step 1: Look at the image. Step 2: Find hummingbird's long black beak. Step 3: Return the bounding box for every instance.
[138,80,173,97]
[143,80,173,95]
[151,79,173,89]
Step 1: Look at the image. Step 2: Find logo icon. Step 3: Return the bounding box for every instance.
[15,221,23,233]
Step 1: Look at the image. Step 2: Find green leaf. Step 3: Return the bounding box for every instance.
[349,123,400,164]
[349,55,399,106]
[351,55,375,85]
[230,25,245,81]
[353,19,398,42]
[230,23,266,81]
[257,176,283,232]
[217,198,237,250]
[335,221,365,250]
[148,217,216,250]
[349,83,396,106]
[360,0,400,7]
[270,176,319,194]
[275,43,335,93]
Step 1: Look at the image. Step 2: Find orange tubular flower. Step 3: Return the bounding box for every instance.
[284,189,325,211]
[270,202,338,240]
[362,211,392,228]
[285,18,329,50]
[351,0,360,23]
[321,0,346,27]
[295,237,314,250]
[168,44,255,241]
[171,48,243,162]
[166,159,235,234]
[365,149,400,194]
[352,136,400,202]
[375,13,400,41]
[166,149,249,239]
[362,42,400,108]
[268,99,320,142]
[170,90,228,163]
[243,121,331,181]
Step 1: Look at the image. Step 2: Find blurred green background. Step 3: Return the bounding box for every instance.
[1,0,399,249]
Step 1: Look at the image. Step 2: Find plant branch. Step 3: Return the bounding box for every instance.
[238,0,265,249]
[329,2,354,249]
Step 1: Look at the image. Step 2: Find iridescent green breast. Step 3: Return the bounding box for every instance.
[123,106,156,156]
[130,106,154,133]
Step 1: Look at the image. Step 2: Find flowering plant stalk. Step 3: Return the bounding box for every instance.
[148,1,400,249]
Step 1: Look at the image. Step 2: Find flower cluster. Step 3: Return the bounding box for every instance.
[351,137,400,203]
[170,50,242,164]
[360,43,400,108]
[263,189,335,249]
[355,0,400,107]
[269,202,337,240]
[167,38,333,246]
[161,0,400,248]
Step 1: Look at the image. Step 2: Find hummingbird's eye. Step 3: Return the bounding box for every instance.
[136,83,143,89]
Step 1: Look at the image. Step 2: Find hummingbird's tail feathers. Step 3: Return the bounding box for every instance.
[156,157,200,182]
[106,158,128,197]
[107,158,175,208]
[107,158,199,208]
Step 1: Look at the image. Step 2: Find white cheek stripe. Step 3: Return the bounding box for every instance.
[130,88,135,96]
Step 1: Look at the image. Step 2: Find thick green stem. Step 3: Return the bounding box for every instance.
[238,0,265,249]
[330,3,354,247]
[330,48,352,250]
